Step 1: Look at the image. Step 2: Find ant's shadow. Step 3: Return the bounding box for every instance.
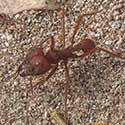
[69,54,124,123]
[71,54,124,97]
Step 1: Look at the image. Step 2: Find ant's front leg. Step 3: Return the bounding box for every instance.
[40,36,56,51]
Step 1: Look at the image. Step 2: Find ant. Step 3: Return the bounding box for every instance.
[17,7,125,125]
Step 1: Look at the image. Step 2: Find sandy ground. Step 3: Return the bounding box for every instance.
[0,0,125,125]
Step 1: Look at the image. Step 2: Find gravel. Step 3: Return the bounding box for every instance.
[0,0,125,125]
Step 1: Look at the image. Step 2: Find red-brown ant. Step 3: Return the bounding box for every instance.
[17,8,125,125]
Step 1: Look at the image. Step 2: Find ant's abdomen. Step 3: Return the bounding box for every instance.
[18,47,52,76]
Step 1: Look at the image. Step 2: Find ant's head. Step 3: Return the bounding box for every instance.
[80,38,96,53]
[18,47,51,77]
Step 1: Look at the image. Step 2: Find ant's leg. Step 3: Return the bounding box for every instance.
[97,47,125,60]
[26,64,58,92]
[39,36,55,50]
[70,14,84,46]
[39,34,57,48]
[61,6,66,48]
[63,61,71,125]
[70,11,100,46]
[39,37,51,47]
[48,10,55,30]
[50,36,56,50]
